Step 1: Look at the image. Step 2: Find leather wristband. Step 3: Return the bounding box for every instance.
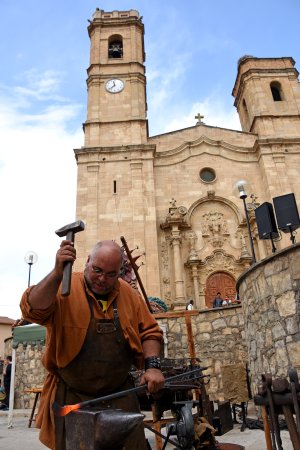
[145,356,161,370]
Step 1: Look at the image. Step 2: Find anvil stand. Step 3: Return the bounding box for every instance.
[232,402,248,432]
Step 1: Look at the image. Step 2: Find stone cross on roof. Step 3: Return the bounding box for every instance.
[195,113,204,124]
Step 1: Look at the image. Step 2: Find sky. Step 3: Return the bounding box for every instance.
[0,0,299,320]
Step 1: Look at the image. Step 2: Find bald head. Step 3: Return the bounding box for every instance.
[84,240,123,295]
[90,240,123,263]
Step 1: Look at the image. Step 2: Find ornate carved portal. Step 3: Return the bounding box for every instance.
[160,194,251,310]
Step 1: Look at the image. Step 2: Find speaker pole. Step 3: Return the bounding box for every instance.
[241,196,257,263]
[270,234,277,253]
[288,226,296,245]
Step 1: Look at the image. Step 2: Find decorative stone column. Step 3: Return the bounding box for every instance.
[170,229,185,303]
[186,259,202,309]
[185,230,202,309]
[161,201,189,309]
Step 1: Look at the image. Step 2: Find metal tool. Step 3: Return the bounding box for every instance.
[143,423,181,450]
[262,373,283,450]
[53,367,209,417]
[289,367,300,436]
[272,377,300,449]
[120,236,152,312]
[255,369,300,450]
[55,220,85,296]
[166,401,195,450]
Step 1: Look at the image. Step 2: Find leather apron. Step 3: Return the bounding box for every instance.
[54,295,147,450]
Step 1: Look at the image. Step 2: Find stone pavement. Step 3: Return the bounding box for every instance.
[0,405,294,450]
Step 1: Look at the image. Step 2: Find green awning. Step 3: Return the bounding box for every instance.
[12,324,46,348]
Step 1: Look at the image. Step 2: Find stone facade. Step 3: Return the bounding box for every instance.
[237,243,300,395]
[74,9,300,313]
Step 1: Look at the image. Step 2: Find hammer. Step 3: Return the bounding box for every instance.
[55,220,85,296]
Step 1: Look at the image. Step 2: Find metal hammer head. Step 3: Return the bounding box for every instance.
[55,220,85,238]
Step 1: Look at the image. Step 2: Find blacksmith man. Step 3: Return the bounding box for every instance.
[20,239,164,450]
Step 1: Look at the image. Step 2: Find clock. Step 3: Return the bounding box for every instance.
[105,79,125,93]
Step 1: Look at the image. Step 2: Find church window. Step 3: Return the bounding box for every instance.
[270,82,283,101]
[242,99,249,119]
[199,167,216,183]
[108,35,123,58]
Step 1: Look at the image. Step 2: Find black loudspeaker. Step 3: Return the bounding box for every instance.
[273,193,300,232]
[255,202,279,239]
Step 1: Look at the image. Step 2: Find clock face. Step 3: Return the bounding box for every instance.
[106,79,125,93]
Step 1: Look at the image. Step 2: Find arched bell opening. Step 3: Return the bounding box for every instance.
[108,35,123,58]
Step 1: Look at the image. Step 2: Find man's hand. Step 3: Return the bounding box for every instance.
[140,368,165,394]
[54,239,76,278]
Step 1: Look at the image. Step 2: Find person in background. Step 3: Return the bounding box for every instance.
[223,295,230,306]
[0,378,7,409]
[212,292,223,308]
[234,292,241,303]
[186,299,194,310]
[2,355,12,410]
[20,239,164,450]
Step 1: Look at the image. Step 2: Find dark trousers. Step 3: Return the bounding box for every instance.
[4,382,10,407]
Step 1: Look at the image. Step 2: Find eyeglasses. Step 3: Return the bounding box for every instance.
[91,265,119,279]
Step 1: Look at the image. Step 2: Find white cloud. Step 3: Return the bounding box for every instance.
[148,83,242,137]
[163,96,242,133]
[0,72,83,320]
[14,69,67,101]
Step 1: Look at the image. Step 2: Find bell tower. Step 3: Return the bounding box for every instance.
[74,9,160,297]
[232,56,300,137]
[83,8,148,147]
[233,56,300,233]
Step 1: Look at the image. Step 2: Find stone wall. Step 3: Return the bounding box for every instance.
[155,305,247,402]
[237,243,300,395]
[15,343,47,408]
[4,337,47,409]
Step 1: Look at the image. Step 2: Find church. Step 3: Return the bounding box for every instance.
[6,6,300,416]
[73,8,300,310]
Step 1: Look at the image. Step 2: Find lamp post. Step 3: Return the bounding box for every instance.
[24,251,38,287]
[235,181,257,264]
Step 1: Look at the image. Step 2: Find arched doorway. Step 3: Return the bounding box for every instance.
[205,272,236,308]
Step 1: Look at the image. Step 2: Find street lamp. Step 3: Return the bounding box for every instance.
[24,251,38,287]
[234,180,257,264]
